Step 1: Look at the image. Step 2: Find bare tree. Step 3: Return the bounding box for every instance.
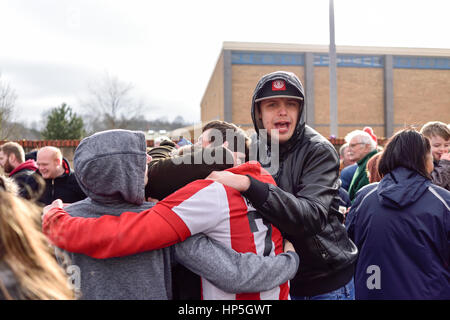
[82,72,144,132]
[0,73,18,140]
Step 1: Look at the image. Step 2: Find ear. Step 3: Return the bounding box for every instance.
[8,153,16,164]
[257,103,262,120]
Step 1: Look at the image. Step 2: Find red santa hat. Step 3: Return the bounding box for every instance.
[363,127,377,146]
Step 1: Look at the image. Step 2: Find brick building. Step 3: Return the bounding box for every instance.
[201,42,450,139]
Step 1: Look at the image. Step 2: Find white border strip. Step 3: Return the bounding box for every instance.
[428,186,450,211]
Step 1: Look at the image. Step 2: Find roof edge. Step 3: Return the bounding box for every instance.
[222,41,450,57]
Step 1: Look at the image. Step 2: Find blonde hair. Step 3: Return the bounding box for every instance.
[0,175,19,196]
[0,191,74,300]
[37,146,63,164]
[420,121,450,140]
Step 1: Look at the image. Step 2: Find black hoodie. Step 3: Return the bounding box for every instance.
[243,71,358,296]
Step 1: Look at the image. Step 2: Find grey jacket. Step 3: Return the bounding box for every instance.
[0,262,22,300]
[59,129,298,300]
[431,159,450,191]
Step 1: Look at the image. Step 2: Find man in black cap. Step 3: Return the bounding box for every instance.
[207,71,358,300]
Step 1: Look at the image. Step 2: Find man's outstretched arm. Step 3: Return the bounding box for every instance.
[207,144,341,237]
[42,202,190,259]
[42,180,228,259]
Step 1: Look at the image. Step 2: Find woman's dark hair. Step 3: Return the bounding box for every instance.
[378,128,431,179]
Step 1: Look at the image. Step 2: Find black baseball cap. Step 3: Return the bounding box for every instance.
[254,79,304,103]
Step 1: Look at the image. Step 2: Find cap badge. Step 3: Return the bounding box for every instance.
[272,80,286,91]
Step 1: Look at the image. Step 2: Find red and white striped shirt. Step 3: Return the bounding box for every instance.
[157,178,288,299]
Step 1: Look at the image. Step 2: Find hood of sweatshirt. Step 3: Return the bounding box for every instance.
[250,71,306,155]
[74,129,147,205]
[377,166,431,209]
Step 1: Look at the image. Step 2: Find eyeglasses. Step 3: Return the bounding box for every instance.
[349,142,366,149]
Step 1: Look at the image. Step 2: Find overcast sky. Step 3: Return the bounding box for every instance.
[1,0,449,128]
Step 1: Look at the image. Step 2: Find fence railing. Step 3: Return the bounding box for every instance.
[1,137,387,150]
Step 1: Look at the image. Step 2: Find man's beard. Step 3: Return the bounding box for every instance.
[3,160,14,174]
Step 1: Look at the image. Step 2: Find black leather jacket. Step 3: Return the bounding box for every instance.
[244,71,358,296]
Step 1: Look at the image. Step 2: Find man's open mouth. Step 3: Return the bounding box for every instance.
[274,121,291,134]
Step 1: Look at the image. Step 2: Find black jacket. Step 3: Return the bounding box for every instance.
[9,160,41,200]
[38,158,86,205]
[243,71,358,296]
[146,145,233,201]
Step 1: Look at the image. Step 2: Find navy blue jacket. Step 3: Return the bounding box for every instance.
[346,167,450,300]
[340,163,357,191]
[339,187,352,209]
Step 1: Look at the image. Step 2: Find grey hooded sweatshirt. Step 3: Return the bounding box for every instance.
[59,129,299,300]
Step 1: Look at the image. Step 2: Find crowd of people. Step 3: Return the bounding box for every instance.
[0,70,449,300]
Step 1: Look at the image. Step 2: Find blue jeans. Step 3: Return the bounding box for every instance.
[291,278,355,300]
